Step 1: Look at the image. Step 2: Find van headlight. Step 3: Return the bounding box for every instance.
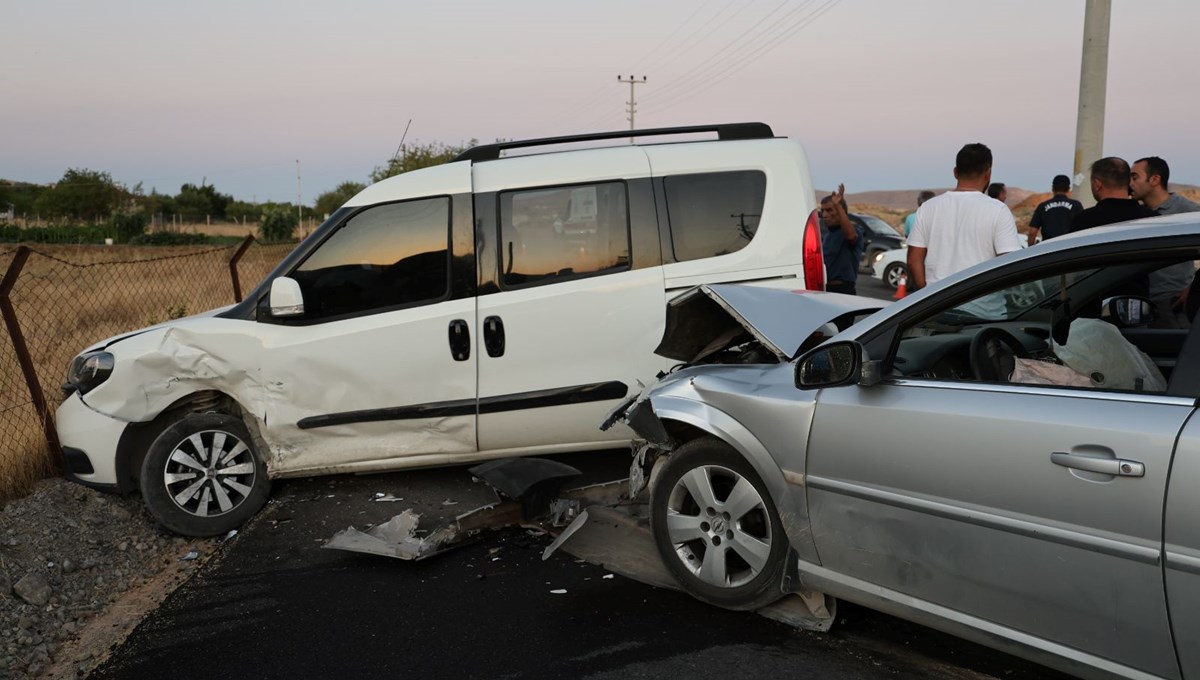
[64,351,115,396]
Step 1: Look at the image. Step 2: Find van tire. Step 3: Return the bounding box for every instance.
[140,413,270,537]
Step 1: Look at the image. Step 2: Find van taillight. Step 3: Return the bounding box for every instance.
[802,209,825,291]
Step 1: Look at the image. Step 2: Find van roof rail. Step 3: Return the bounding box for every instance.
[452,122,775,162]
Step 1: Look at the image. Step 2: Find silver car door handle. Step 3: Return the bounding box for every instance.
[1051,452,1145,477]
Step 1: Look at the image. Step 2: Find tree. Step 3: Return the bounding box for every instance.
[369,139,477,183]
[225,199,260,223]
[175,182,232,220]
[314,181,366,218]
[31,168,124,221]
[259,206,298,242]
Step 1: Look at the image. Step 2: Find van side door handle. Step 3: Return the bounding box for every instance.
[1051,452,1145,477]
[448,319,470,361]
[483,315,505,358]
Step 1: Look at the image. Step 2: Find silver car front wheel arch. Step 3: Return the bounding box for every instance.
[642,394,816,562]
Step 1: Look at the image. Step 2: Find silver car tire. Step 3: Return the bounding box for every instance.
[884,262,907,290]
[140,413,271,537]
[650,437,787,611]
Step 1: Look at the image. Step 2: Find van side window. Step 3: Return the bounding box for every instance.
[499,182,630,288]
[664,170,767,262]
[292,197,450,319]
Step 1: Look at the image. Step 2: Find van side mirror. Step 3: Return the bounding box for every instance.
[269,277,305,317]
[796,340,873,389]
[1101,295,1157,328]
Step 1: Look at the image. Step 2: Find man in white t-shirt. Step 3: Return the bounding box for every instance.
[907,143,1022,302]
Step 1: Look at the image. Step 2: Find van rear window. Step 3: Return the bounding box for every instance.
[499,182,631,288]
[663,171,766,262]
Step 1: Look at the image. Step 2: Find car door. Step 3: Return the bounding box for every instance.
[1165,399,1200,680]
[805,254,1195,678]
[471,148,666,452]
[256,190,478,474]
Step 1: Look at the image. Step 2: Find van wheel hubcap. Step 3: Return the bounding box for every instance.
[161,430,257,518]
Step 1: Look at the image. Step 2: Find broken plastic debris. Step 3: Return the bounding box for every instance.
[550,589,568,594]
[180,550,199,561]
[602,574,614,579]
[442,499,459,506]
[374,494,404,502]
[220,529,238,543]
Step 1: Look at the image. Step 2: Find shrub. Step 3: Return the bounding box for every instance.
[127,232,214,246]
[106,211,149,243]
[259,207,298,243]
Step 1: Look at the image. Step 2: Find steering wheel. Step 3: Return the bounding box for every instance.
[970,327,1030,382]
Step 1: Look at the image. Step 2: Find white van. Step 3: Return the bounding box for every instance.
[55,123,824,535]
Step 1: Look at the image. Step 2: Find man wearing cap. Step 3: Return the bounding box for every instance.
[1026,174,1082,246]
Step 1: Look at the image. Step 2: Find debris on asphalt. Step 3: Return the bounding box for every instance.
[373,494,404,502]
[550,589,568,594]
[180,550,199,561]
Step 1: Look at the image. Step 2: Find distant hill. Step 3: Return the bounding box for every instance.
[818,187,1035,211]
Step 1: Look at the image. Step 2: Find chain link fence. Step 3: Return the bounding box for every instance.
[0,238,293,504]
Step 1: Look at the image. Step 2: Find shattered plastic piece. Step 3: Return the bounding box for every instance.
[375,492,385,498]
[373,494,404,502]
[550,589,568,594]
[220,529,238,543]
[180,550,199,561]
[442,499,459,506]
[602,574,614,580]
[470,457,582,520]
[542,509,590,561]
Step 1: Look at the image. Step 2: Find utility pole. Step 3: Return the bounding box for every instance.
[296,159,302,229]
[617,75,647,142]
[1072,0,1111,208]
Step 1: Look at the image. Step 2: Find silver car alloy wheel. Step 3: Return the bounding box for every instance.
[664,464,774,588]
[885,263,906,289]
[161,429,258,518]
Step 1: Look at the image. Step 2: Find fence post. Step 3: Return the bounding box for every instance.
[228,234,256,303]
[0,246,62,466]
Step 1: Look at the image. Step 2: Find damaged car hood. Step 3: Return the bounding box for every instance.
[656,284,886,363]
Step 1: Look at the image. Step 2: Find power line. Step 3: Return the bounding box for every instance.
[642,0,807,105]
[646,0,842,114]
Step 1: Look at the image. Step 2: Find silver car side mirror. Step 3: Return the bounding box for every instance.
[795,341,863,389]
[269,277,305,317]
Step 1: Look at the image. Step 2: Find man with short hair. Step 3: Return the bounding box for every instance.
[1130,156,1200,326]
[907,143,1022,298]
[819,183,864,295]
[902,190,936,236]
[1069,157,1154,233]
[1027,174,1082,246]
[987,182,1007,203]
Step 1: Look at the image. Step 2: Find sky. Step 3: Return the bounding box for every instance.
[5,0,1200,204]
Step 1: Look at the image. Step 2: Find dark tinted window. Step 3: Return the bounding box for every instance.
[292,197,450,319]
[664,171,766,262]
[499,182,630,288]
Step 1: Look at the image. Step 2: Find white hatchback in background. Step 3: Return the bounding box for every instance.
[872,246,909,289]
[54,123,827,536]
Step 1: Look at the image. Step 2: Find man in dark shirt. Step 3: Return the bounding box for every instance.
[819,184,864,295]
[1069,157,1154,233]
[1027,174,1082,245]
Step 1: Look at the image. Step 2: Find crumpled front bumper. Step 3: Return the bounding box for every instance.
[55,392,126,488]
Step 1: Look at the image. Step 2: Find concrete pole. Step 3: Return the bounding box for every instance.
[1072,0,1111,208]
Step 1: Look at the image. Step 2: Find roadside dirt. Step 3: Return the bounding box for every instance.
[0,479,221,680]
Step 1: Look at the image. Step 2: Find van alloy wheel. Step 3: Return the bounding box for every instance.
[141,413,271,537]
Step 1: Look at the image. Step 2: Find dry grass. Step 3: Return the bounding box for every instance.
[0,242,293,503]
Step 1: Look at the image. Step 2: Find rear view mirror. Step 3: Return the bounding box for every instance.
[269,277,305,317]
[1101,296,1156,328]
[795,341,863,389]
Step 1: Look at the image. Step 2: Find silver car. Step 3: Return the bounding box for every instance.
[609,214,1200,680]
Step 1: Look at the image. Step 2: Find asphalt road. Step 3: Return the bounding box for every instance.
[90,274,1062,680]
[91,450,1068,680]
